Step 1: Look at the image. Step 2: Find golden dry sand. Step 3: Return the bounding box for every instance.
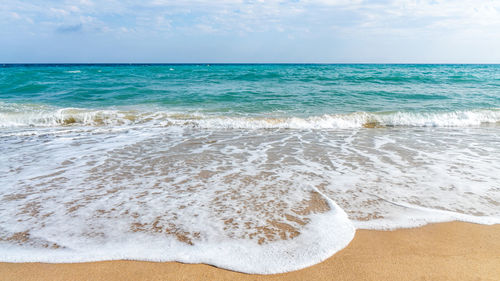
[1,222,499,281]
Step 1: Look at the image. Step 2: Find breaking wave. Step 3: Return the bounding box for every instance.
[1,103,499,129]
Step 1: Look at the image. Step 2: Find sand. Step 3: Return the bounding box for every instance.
[1,222,499,281]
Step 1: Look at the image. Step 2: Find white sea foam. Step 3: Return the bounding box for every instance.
[0,184,355,274]
[1,108,500,273]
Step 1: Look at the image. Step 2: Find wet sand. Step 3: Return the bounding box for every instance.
[1,222,499,281]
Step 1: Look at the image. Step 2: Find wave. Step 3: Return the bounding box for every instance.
[1,104,499,129]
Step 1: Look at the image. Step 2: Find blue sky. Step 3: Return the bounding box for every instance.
[2,0,500,63]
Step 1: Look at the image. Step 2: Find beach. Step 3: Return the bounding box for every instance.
[1,222,499,281]
[2,0,500,279]
[1,64,499,277]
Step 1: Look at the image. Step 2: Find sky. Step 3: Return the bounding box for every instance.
[1,0,500,63]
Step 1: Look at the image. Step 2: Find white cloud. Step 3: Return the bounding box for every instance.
[2,0,500,35]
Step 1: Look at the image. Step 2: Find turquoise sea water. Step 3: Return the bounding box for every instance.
[1,64,499,121]
[1,64,499,274]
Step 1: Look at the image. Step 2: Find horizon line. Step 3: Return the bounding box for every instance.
[3,62,500,65]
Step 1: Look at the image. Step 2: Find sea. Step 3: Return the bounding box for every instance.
[1,64,499,274]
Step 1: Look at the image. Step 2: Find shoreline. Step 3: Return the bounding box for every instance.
[1,222,499,280]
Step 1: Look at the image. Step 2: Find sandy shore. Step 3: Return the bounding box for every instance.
[1,222,499,281]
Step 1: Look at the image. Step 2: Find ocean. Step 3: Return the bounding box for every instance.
[1,64,499,273]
